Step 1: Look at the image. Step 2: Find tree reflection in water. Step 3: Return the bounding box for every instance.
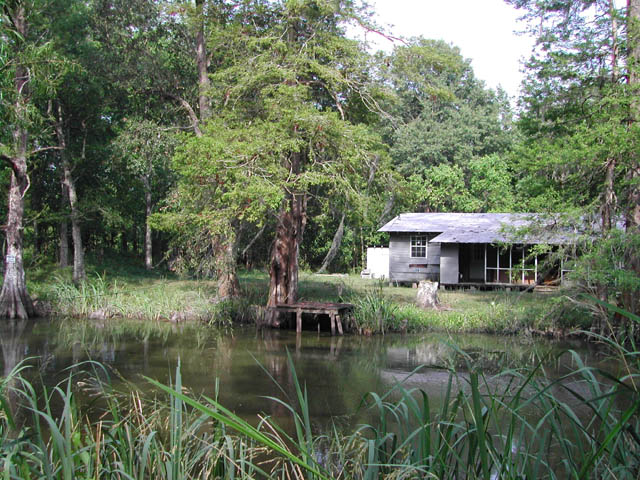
[0,319,34,431]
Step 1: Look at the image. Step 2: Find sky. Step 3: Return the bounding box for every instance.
[364,0,537,101]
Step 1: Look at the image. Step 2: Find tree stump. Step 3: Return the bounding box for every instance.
[416,281,439,309]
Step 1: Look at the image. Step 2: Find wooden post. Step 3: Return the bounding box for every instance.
[330,313,336,335]
[484,244,487,284]
[336,314,344,335]
[296,308,302,333]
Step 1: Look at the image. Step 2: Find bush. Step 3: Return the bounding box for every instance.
[349,282,398,334]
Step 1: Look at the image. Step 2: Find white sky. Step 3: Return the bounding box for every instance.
[365,0,536,101]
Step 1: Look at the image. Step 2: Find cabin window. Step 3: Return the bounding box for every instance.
[410,235,427,258]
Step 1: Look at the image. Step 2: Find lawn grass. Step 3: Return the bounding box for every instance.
[29,257,584,334]
[295,272,584,334]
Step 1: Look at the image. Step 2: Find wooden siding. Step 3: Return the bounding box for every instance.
[389,233,441,283]
[440,244,459,284]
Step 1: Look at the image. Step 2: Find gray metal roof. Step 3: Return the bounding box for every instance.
[378,213,573,244]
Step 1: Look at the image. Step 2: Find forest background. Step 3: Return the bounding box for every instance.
[0,0,638,333]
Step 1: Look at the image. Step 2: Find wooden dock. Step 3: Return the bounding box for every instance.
[268,302,354,335]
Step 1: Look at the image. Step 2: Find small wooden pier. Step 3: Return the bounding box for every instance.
[269,302,354,335]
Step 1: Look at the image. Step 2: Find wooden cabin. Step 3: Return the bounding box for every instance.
[378,213,575,288]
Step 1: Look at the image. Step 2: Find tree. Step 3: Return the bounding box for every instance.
[53,103,86,283]
[508,0,629,221]
[376,38,516,213]
[508,0,640,325]
[0,0,68,318]
[114,119,176,270]
[160,0,387,318]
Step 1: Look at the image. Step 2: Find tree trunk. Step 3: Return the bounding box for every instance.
[378,195,395,226]
[191,0,239,297]
[55,104,85,284]
[241,223,267,266]
[59,218,69,268]
[215,235,240,299]
[266,153,307,327]
[0,168,35,319]
[602,156,616,232]
[33,220,40,256]
[317,213,345,273]
[144,176,153,270]
[0,5,35,319]
[67,168,85,284]
[266,193,307,312]
[133,227,139,254]
[628,0,640,232]
[626,0,640,317]
[195,0,211,121]
[59,158,70,268]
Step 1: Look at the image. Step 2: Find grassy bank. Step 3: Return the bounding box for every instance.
[29,258,583,334]
[302,273,584,334]
[29,259,263,326]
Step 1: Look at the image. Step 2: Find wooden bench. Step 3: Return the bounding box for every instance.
[268,302,354,335]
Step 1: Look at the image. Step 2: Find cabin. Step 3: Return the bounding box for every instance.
[378,213,575,288]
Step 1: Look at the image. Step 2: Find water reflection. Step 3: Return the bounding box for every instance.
[0,318,615,430]
[0,319,33,377]
[0,319,35,430]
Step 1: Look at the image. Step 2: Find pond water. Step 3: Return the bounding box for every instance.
[0,318,617,430]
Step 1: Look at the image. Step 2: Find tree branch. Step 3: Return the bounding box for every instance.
[241,223,268,259]
[30,146,63,156]
[317,212,346,273]
[157,91,202,137]
[354,19,408,46]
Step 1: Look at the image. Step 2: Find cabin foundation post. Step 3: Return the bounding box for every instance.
[296,308,302,333]
[330,313,336,335]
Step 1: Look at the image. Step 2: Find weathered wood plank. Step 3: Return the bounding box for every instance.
[440,244,459,284]
[389,233,442,283]
[268,302,353,335]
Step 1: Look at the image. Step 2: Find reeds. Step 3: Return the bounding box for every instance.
[1,331,638,478]
[0,359,266,479]
[43,273,256,326]
[349,282,399,334]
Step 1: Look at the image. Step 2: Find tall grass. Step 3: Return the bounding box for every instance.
[0,360,266,479]
[145,347,639,479]
[33,264,566,334]
[349,282,399,335]
[42,273,258,326]
[1,304,638,478]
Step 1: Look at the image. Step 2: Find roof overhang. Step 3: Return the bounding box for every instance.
[379,213,577,245]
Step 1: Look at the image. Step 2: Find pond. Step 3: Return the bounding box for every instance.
[0,317,617,431]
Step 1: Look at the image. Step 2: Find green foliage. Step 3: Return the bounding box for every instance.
[113,118,176,189]
[349,281,399,334]
[505,0,640,333]
[506,0,636,214]
[375,38,516,215]
[154,0,391,277]
[565,230,640,326]
[3,342,639,479]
